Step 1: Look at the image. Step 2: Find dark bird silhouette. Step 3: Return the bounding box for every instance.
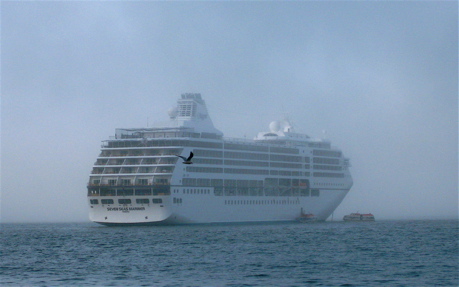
[175,151,194,164]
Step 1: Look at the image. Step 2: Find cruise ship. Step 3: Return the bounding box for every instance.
[87,93,353,225]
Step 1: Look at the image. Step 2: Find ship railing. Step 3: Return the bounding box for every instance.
[223,137,257,144]
[223,136,295,147]
[87,183,170,187]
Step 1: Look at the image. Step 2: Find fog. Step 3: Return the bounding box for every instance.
[2,1,457,222]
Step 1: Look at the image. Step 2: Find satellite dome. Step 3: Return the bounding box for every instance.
[280,119,294,132]
[168,107,178,119]
[269,121,280,132]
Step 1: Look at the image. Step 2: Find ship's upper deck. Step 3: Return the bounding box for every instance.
[108,93,332,150]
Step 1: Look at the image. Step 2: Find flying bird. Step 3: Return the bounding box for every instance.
[176,151,194,164]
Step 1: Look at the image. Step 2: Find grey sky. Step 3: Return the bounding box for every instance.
[2,1,457,222]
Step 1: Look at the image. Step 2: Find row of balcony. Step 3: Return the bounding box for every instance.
[99,150,181,157]
[91,167,174,175]
[94,160,176,166]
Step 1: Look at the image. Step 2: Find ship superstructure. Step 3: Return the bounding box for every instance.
[87,93,353,225]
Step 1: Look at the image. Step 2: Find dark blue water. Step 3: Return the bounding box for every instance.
[1,220,458,286]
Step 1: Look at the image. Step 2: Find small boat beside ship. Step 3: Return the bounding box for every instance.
[343,212,375,222]
[296,208,317,223]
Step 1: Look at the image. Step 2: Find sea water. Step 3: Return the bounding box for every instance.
[1,220,457,286]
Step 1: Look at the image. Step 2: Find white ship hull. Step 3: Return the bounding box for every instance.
[89,188,349,225]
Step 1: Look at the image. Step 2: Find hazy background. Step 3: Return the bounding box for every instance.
[2,1,457,222]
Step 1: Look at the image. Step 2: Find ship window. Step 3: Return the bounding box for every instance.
[193,149,223,158]
[152,198,163,204]
[183,178,197,186]
[264,133,277,137]
[311,189,320,197]
[279,178,291,186]
[224,143,269,152]
[189,141,223,149]
[187,166,223,173]
[225,160,269,167]
[313,149,341,157]
[153,185,170,195]
[313,165,342,171]
[224,151,269,161]
[137,179,148,185]
[313,157,340,165]
[270,146,299,154]
[90,199,99,204]
[270,162,302,169]
[225,168,269,175]
[214,186,223,196]
[117,189,134,196]
[136,198,149,204]
[88,188,99,196]
[118,199,132,204]
[197,178,211,186]
[224,179,237,186]
[100,188,116,196]
[313,172,344,178]
[101,199,114,205]
[270,154,301,162]
[155,178,169,185]
[135,189,152,195]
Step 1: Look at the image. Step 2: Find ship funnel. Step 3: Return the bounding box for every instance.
[166,93,223,136]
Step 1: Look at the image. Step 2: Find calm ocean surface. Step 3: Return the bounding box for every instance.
[1,220,458,286]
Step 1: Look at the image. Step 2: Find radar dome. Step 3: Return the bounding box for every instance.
[269,121,280,132]
[168,107,178,119]
[281,119,294,132]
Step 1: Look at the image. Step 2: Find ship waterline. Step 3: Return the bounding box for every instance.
[88,93,353,225]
